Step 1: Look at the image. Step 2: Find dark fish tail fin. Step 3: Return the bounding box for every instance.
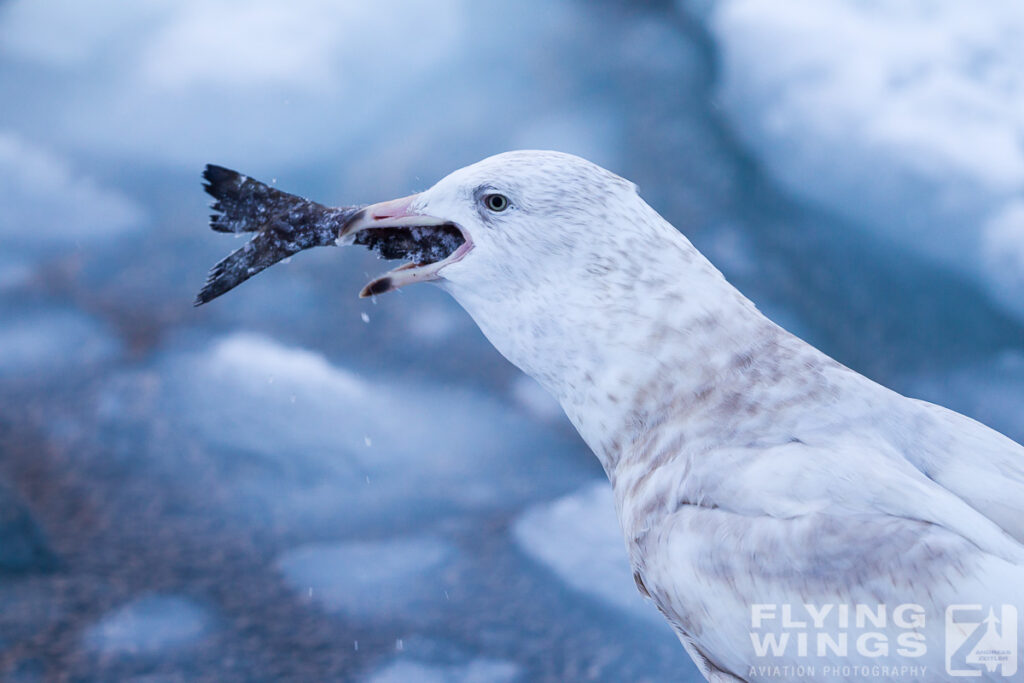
[194,230,291,306]
[203,164,304,233]
[195,165,359,306]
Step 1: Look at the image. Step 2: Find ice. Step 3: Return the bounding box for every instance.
[0,132,143,252]
[0,308,120,379]
[513,481,662,625]
[2,0,1021,679]
[83,594,213,656]
[0,0,588,171]
[364,657,521,683]
[97,333,592,530]
[0,1,161,66]
[277,536,456,618]
[690,0,1024,320]
[137,2,459,92]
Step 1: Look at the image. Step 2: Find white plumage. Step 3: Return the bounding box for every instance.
[344,151,1024,682]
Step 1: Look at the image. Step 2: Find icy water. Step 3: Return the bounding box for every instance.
[1,0,1022,681]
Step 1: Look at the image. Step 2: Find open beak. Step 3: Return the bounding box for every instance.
[338,194,472,297]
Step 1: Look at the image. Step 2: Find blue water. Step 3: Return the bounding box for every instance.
[1,1,1021,680]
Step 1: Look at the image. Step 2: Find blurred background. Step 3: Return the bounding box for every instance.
[1,0,1022,680]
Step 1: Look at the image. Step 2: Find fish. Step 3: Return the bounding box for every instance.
[194,165,361,306]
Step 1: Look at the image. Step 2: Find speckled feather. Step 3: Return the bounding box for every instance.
[387,151,1024,682]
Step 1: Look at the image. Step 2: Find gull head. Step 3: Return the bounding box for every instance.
[339,150,648,301]
[340,149,738,456]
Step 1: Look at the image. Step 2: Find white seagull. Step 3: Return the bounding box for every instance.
[203,151,1024,681]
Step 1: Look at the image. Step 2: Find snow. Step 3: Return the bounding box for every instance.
[83,594,213,656]
[513,481,662,625]
[693,0,1024,320]
[276,536,456,618]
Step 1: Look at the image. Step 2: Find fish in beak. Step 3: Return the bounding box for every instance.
[194,167,470,305]
[339,195,472,297]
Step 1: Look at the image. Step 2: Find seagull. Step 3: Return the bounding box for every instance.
[199,151,1024,681]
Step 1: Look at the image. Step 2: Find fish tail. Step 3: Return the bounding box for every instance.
[195,165,356,306]
[203,164,310,233]
[193,230,288,306]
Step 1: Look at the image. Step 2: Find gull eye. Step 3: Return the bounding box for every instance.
[483,193,509,212]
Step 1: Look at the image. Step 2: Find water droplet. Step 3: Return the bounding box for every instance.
[361,312,370,323]
[364,436,372,447]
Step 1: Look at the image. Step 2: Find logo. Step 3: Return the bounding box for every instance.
[946,605,1018,677]
[747,603,930,679]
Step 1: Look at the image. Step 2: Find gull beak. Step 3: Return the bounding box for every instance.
[340,194,436,232]
[339,194,472,297]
